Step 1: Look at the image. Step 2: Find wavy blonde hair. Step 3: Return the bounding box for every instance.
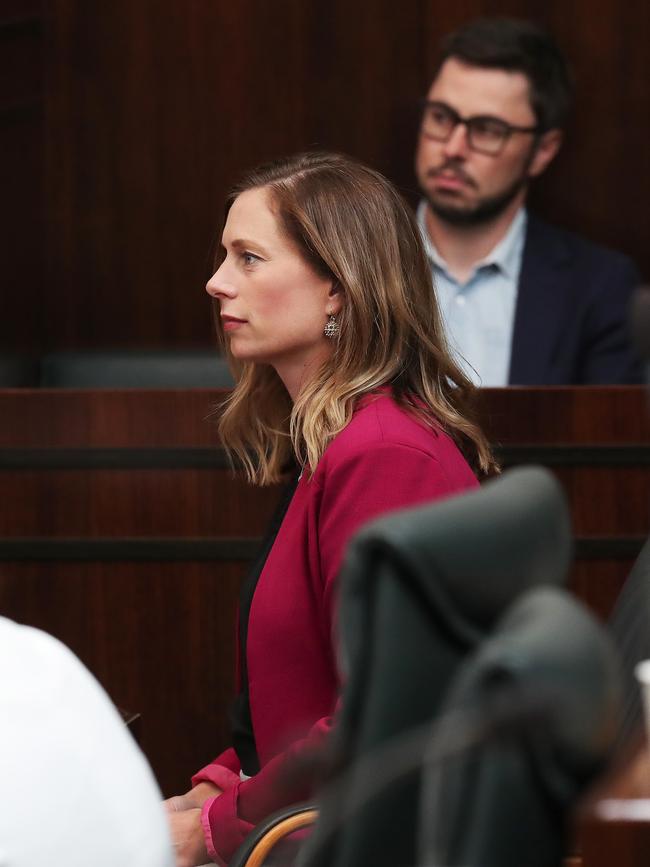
[213,151,497,485]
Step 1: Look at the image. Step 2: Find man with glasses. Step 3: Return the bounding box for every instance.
[415,17,642,385]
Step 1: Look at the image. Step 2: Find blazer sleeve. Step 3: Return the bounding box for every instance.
[195,438,471,864]
[191,747,241,792]
[580,253,643,384]
[198,715,333,865]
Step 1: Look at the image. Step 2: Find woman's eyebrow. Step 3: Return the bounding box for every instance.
[227,237,272,257]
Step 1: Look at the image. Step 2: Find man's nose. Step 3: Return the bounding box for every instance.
[443,122,470,159]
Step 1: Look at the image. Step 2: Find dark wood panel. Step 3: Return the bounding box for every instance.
[0,468,278,535]
[0,6,43,111]
[570,559,636,624]
[0,462,645,537]
[0,0,44,351]
[2,1,648,351]
[0,389,226,446]
[0,1,43,18]
[3,2,650,351]
[1,387,647,792]
[39,0,425,350]
[0,560,243,795]
[0,388,280,792]
[479,388,650,443]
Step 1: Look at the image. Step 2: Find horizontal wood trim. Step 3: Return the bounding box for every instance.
[0,537,261,561]
[0,535,643,563]
[0,447,231,469]
[2,444,650,470]
[496,445,650,467]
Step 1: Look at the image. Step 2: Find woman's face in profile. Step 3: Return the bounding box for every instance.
[206,187,340,393]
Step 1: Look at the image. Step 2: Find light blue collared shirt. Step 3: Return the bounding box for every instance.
[417,201,527,387]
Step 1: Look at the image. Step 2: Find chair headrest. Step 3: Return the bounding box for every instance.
[340,466,571,646]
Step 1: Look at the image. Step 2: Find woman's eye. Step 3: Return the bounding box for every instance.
[242,252,259,267]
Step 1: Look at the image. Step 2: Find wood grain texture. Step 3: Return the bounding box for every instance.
[1,387,648,792]
[0,388,281,794]
[6,2,646,351]
[0,0,44,351]
[37,0,424,350]
[0,560,243,795]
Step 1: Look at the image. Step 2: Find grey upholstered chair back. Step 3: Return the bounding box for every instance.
[304,466,572,867]
[339,464,572,679]
[39,350,234,388]
[609,536,650,750]
[420,586,621,867]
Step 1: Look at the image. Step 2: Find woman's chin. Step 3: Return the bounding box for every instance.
[228,345,269,366]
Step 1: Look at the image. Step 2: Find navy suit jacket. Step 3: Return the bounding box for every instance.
[508,215,643,384]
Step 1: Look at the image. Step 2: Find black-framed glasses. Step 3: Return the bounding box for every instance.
[420,100,541,156]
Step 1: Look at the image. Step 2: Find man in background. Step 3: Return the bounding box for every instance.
[415,17,642,385]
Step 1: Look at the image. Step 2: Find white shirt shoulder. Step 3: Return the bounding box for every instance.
[0,617,174,867]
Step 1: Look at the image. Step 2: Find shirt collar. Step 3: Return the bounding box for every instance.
[416,200,527,282]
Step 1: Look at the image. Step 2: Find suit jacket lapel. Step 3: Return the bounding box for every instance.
[509,215,572,384]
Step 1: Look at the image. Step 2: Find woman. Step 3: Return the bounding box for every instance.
[166,151,497,866]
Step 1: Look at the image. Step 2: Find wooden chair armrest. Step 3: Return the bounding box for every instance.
[229,803,318,867]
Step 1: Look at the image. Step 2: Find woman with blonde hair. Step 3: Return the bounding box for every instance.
[166,151,496,866]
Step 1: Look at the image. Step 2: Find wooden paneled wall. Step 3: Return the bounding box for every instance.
[1,0,45,352]
[1,0,649,351]
[1,387,648,794]
[0,389,283,795]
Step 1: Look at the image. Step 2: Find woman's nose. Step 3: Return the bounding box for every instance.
[206,267,236,299]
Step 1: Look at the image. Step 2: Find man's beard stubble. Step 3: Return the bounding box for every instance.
[426,172,528,226]
[424,156,531,227]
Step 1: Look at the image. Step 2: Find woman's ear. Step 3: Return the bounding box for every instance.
[327,281,344,316]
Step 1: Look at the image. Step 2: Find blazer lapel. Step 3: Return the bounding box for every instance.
[509,215,572,384]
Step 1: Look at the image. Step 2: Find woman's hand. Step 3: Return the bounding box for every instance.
[164,781,222,813]
[167,807,208,867]
[164,782,222,866]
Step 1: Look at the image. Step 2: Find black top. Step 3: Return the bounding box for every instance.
[229,470,301,776]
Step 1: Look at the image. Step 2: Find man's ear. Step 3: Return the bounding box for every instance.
[528,129,563,178]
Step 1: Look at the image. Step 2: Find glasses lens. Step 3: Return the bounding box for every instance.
[423,103,455,141]
[467,118,509,155]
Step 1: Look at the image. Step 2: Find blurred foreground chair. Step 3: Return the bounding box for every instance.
[39,349,234,388]
[414,587,619,867]
[230,465,573,867]
[304,587,620,867]
[0,354,40,387]
[609,536,650,752]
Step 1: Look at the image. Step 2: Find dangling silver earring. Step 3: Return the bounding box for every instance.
[324,314,339,339]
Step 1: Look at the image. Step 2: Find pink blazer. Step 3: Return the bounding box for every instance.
[192,393,479,864]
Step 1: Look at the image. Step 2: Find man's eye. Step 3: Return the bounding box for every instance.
[430,107,451,125]
[472,119,506,140]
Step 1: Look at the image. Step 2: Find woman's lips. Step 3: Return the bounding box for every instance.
[221,315,247,332]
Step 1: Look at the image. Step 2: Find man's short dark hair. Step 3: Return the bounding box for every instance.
[438,17,573,130]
